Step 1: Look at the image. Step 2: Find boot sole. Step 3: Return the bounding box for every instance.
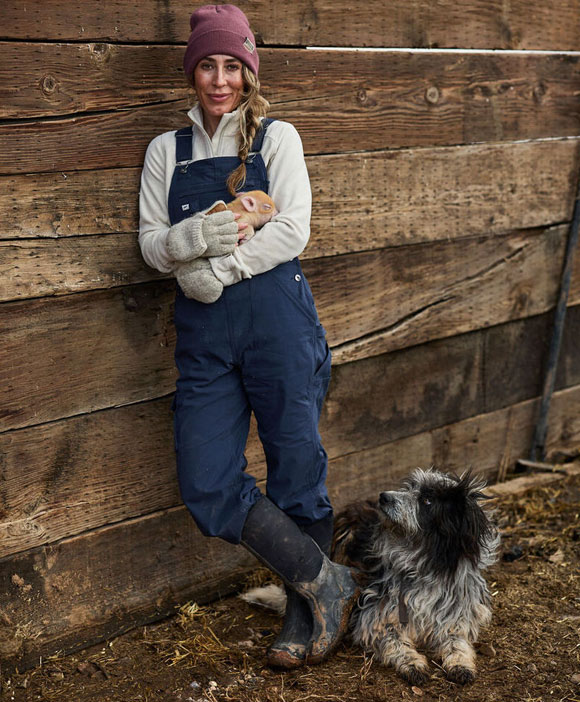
[266,647,306,669]
[305,586,360,665]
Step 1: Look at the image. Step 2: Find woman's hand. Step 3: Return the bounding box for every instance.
[166,210,243,262]
[202,211,248,256]
[175,258,223,303]
[202,210,249,253]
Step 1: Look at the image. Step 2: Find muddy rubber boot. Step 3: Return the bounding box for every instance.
[266,514,334,669]
[241,497,359,666]
[294,556,359,665]
[265,589,311,668]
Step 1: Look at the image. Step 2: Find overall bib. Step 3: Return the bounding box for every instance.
[169,121,332,544]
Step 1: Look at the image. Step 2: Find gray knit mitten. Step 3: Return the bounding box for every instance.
[166,210,238,261]
[175,259,224,303]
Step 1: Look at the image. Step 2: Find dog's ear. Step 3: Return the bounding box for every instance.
[456,473,494,565]
[423,472,493,574]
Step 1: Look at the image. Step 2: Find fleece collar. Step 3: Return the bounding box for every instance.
[187,103,240,142]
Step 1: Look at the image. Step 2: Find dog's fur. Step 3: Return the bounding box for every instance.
[242,469,499,685]
[332,468,500,685]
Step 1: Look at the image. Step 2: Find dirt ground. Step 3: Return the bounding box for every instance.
[2,469,579,702]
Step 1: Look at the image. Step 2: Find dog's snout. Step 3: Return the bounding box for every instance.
[379,492,394,506]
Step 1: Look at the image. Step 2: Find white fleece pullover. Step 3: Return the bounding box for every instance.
[138,104,312,286]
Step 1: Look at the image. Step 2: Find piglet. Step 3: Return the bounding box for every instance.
[206,190,278,244]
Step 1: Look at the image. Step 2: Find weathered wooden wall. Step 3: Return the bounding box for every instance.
[1,0,579,670]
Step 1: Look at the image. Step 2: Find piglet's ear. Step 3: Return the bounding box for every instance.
[240,195,258,212]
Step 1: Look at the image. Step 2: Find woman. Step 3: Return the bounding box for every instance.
[139,4,358,669]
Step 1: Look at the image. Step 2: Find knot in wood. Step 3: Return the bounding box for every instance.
[533,82,547,103]
[357,89,367,104]
[40,75,58,95]
[122,291,139,312]
[424,86,440,105]
[89,43,110,59]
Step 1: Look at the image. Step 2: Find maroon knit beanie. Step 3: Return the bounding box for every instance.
[183,4,259,79]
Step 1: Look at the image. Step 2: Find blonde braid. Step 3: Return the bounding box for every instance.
[226,66,270,197]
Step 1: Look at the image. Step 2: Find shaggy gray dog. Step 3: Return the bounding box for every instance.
[332,468,500,685]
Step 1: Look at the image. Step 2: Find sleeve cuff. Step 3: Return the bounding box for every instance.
[209,254,240,286]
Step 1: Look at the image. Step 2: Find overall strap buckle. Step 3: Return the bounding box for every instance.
[175,126,194,165]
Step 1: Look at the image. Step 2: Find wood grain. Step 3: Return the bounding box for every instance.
[3,138,578,250]
[326,383,580,500]
[0,506,255,665]
[2,49,579,172]
[323,305,580,458]
[0,401,265,558]
[1,306,579,557]
[0,282,177,432]
[312,225,578,362]
[0,167,142,239]
[2,379,579,670]
[5,44,580,123]
[2,0,580,49]
[0,43,187,119]
[1,230,579,433]
[2,149,578,302]
[0,233,165,300]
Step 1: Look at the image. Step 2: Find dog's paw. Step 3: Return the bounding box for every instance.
[446,665,476,685]
[399,664,430,686]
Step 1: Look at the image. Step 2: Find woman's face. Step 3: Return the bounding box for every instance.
[193,55,244,135]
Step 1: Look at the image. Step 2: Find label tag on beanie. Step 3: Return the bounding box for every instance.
[243,37,255,54]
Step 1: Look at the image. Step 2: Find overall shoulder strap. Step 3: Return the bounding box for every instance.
[250,118,275,153]
[175,126,194,163]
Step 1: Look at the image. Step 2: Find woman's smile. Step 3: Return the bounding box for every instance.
[208,93,232,102]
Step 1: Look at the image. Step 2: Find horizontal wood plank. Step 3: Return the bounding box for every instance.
[0,506,254,665]
[0,43,188,120]
[0,401,265,558]
[0,282,177,432]
[324,305,580,458]
[307,139,580,259]
[2,49,580,172]
[2,140,578,301]
[5,44,580,123]
[3,138,578,253]
[1,167,142,239]
[2,379,579,670]
[0,398,179,557]
[1,232,579,432]
[0,233,165,300]
[2,1,580,50]
[315,225,577,362]
[1,307,579,556]
[326,383,580,500]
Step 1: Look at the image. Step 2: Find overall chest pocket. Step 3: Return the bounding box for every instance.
[175,190,222,218]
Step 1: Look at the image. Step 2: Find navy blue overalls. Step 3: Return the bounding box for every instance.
[169,120,332,544]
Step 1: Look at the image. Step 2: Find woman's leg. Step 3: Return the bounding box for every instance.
[173,290,262,544]
[242,310,333,528]
[240,261,342,664]
[174,364,263,543]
